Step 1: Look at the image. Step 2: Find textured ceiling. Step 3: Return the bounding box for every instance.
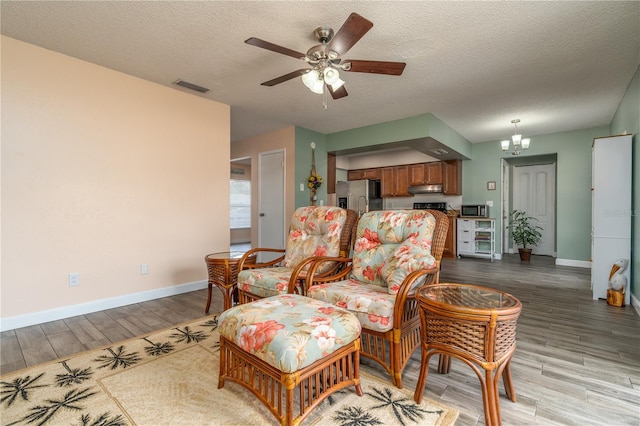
[2,1,639,145]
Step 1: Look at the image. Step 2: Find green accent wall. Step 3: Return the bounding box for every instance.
[610,64,639,302]
[466,126,609,260]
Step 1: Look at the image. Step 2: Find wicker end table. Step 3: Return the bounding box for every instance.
[413,283,522,426]
[204,251,255,312]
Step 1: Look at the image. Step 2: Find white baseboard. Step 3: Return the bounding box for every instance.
[555,258,591,268]
[631,293,640,317]
[0,280,208,332]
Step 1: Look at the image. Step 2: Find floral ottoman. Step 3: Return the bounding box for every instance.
[218,294,362,426]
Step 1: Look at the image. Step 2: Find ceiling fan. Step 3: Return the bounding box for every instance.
[245,13,406,107]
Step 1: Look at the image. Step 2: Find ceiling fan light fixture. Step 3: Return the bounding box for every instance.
[301,70,320,89]
[310,79,324,94]
[323,67,340,85]
[521,138,531,149]
[501,140,511,151]
[331,78,345,91]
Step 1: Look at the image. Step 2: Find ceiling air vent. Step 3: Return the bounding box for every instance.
[430,148,449,155]
[173,79,210,93]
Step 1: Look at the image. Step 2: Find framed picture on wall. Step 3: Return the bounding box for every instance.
[487,181,496,190]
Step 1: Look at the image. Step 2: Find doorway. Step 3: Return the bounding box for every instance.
[503,155,557,257]
[230,157,251,250]
[258,149,285,261]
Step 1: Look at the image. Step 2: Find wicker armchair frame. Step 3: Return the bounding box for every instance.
[236,208,358,304]
[297,209,449,389]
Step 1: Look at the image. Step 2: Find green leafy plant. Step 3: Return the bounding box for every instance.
[506,210,542,249]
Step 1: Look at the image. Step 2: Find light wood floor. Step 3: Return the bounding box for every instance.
[2,255,639,425]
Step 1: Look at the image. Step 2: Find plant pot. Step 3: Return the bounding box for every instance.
[518,248,532,262]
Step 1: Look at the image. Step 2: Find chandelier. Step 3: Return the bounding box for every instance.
[501,119,531,155]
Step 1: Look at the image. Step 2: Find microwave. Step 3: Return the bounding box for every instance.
[461,204,489,217]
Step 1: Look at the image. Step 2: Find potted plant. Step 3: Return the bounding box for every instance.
[506,210,542,261]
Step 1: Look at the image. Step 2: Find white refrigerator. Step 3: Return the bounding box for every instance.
[591,134,632,304]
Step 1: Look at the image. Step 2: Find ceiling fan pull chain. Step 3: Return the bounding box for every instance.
[322,84,328,111]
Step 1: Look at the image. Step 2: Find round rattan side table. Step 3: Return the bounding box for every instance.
[413,283,522,426]
[204,251,256,312]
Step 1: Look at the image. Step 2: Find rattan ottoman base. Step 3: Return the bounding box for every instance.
[219,336,361,426]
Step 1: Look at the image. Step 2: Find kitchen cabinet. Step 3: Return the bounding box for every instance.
[409,161,442,185]
[347,168,381,181]
[381,165,411,197]
[426,162,443,184]
[409,163,426,185]
[443,160,461,195]
[443,213,457,258]
[408,162,443,186]
[457,218,495,260]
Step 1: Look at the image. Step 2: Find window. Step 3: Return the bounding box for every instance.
[230,179,251,229]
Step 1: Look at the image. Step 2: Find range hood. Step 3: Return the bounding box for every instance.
[407,184,443,194]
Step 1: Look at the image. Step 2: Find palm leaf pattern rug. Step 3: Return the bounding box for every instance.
[1,316,458,426]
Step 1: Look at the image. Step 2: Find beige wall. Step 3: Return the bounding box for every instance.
[231,126,296,247]
[1,36,230,321]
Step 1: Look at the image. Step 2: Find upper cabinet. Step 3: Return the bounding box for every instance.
[409,162,443,185]
[443,160,462,195]
[426,162,443,184]
[381,165,411,197]
[408,163,426,185]
[347,168,381,181]
[345,160,461,197]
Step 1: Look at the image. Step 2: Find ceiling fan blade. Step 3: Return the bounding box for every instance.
[343,60,406,75]
[327,13,373,56]
[328,84,348,99]
[261,69,310,87]
[245,37,306,60]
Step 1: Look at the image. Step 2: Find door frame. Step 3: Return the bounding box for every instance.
[502,154,557,256]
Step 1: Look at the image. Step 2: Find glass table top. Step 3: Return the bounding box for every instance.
[417,283,519,310]
[205,251,247,260]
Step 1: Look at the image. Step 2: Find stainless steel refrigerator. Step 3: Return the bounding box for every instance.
[336,180,382,215]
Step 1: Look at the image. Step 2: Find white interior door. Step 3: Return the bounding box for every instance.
[258,150,285,260]
[512,163,556,256]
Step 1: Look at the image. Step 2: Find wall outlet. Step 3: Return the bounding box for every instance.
[140,263,149,275]
[486,201,494,207]
[69,272,80,287]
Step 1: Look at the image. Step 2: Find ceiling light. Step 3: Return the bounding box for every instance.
[501,119,531,155]
[302,70,320,89]
[323,68,340,85]
[300,65,346,109]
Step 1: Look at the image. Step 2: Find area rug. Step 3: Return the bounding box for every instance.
[1,315,458,426]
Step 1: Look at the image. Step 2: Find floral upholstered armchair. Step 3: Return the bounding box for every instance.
[298,209,449,389]
[236,206,358,304]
